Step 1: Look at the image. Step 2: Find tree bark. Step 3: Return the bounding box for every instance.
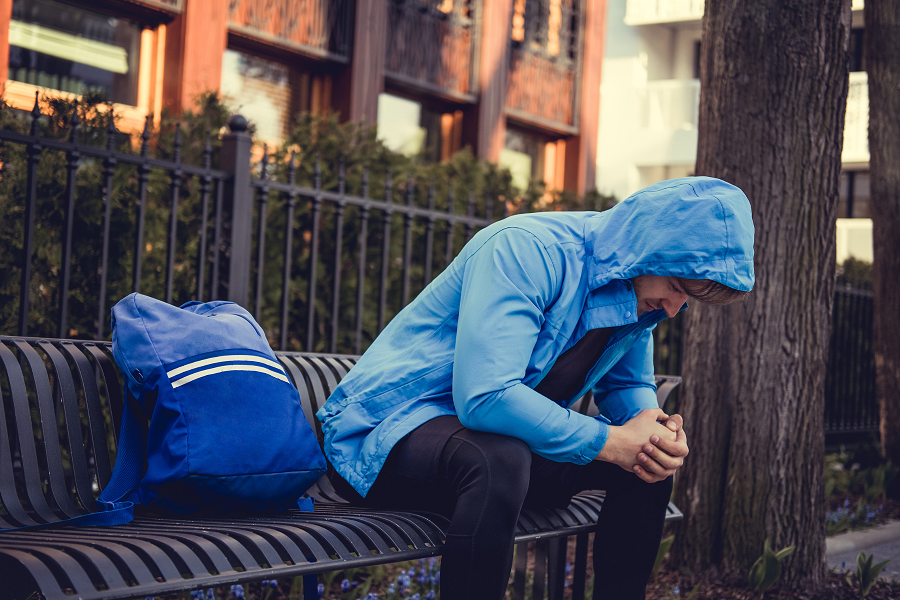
[672,0,850,588]
[866,0,900,484]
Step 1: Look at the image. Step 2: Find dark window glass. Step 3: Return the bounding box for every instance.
[8,0,142,105]
[839,171,871,219]
[849,29,865,72]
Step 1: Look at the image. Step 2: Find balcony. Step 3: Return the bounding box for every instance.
[625,0,863,26]
[384,0,477,102]
[227,0,353,62]
[843,71,869,164]
[624,0,703,26]
[635,74,867,167]
[505,0,582,132]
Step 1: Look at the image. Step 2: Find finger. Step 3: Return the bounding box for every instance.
[637,453,679,476]
[650,429,689,458]
[639,449,683,471]
[643,408,669,422]
[664,414,684,432]
[633,464,665,483]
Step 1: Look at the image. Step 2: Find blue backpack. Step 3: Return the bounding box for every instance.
[93,293,326,521]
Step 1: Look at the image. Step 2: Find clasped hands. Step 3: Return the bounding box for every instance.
[595,408,689,483]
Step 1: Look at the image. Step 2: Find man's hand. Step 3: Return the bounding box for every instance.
[595,409,678,482]
[633,414,689,483]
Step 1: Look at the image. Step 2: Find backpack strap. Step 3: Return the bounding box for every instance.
[0,386,142,532]
[95,385,148,515]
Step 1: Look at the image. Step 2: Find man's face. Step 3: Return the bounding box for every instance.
[632,275,689,318]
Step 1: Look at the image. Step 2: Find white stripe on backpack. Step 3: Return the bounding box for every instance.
[170,364,290,388]
[168,354,285,378]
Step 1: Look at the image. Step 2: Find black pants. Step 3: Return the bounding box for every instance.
[329,416,672,600]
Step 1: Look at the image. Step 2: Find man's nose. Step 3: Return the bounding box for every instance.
[664,295,687,318]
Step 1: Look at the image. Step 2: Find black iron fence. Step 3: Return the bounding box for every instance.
[0,99,877,435]
[1,98,503,354]
[825,281,877,441]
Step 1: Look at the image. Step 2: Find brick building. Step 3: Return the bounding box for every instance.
[0,0,607,195]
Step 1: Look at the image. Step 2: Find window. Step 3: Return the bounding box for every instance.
[848,29,865,73]
[500,128,546,193]
[8,0,142,105]
[376,93,443,162]
[221,49,295,143]
[839,171,870,219]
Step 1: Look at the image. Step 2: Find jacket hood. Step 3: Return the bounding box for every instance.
[584,176,755,292]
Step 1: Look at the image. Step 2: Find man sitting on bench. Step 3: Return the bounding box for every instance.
[317,176,755,600]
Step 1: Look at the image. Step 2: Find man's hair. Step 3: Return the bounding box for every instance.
[676,277,751,305]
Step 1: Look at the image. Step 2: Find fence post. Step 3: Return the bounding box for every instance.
[219,115,254,307]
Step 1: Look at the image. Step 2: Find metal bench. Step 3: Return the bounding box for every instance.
[0,336,682,600]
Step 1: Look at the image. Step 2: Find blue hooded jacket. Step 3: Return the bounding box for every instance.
[317,176,755,496]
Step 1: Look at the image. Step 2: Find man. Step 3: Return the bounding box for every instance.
[317,176,755,599]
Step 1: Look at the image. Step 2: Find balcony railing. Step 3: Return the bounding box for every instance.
[227,0,353,62]
[384,0,477,102]
[842,71,869,164]
[641,79,700,131]
[131,0,182,12]
[624,0,703,25]
[506,0,582,132]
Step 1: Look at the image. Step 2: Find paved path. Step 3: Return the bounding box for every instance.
[827,521,900,581]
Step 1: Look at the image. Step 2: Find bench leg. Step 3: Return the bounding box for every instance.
[571,532,590,600]
[547,537,567,600]
[532,540,548,600]
[302,574,318,600]
[512,541,528,600]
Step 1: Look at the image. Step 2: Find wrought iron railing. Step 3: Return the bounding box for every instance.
[623,0,703,25]
[384,0,477,101]
[0,99,502,354]
[227,0,353,62]
[825,282,877,438]
[1,95,230,340]
[506,0,582,131]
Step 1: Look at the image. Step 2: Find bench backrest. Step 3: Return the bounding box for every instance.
[0,336,680,528]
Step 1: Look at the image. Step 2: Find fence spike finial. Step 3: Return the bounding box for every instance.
[30,91,40,135]
[106,107,116,149]
[288,148,297,185]
[362,164,369,199]
[202,128,212,168]
[140,115,151,156]
[260,144,269,179]
[69,101,80,143]
[314,153,321,190]
[173,122,182,162]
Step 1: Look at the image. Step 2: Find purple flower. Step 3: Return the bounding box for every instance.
[230,585,245,600]
[565,562,572,576]
[341,578,351,592]
[207,590,215,600]
[317,583,324,598]
[434,571,440,585]
[424,592,435,600]
[388,584,395,594]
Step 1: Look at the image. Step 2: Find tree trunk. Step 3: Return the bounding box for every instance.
[866,0,900,485]
[672,0,850,588]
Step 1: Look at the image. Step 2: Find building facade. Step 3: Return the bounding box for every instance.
[0,0,607,195]
[595,0,872,262]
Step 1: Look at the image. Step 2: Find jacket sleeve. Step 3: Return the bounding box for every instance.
[451,228,608,464]
[592,329,659,425]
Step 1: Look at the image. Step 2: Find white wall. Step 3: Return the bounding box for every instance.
[596,0,701,200]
